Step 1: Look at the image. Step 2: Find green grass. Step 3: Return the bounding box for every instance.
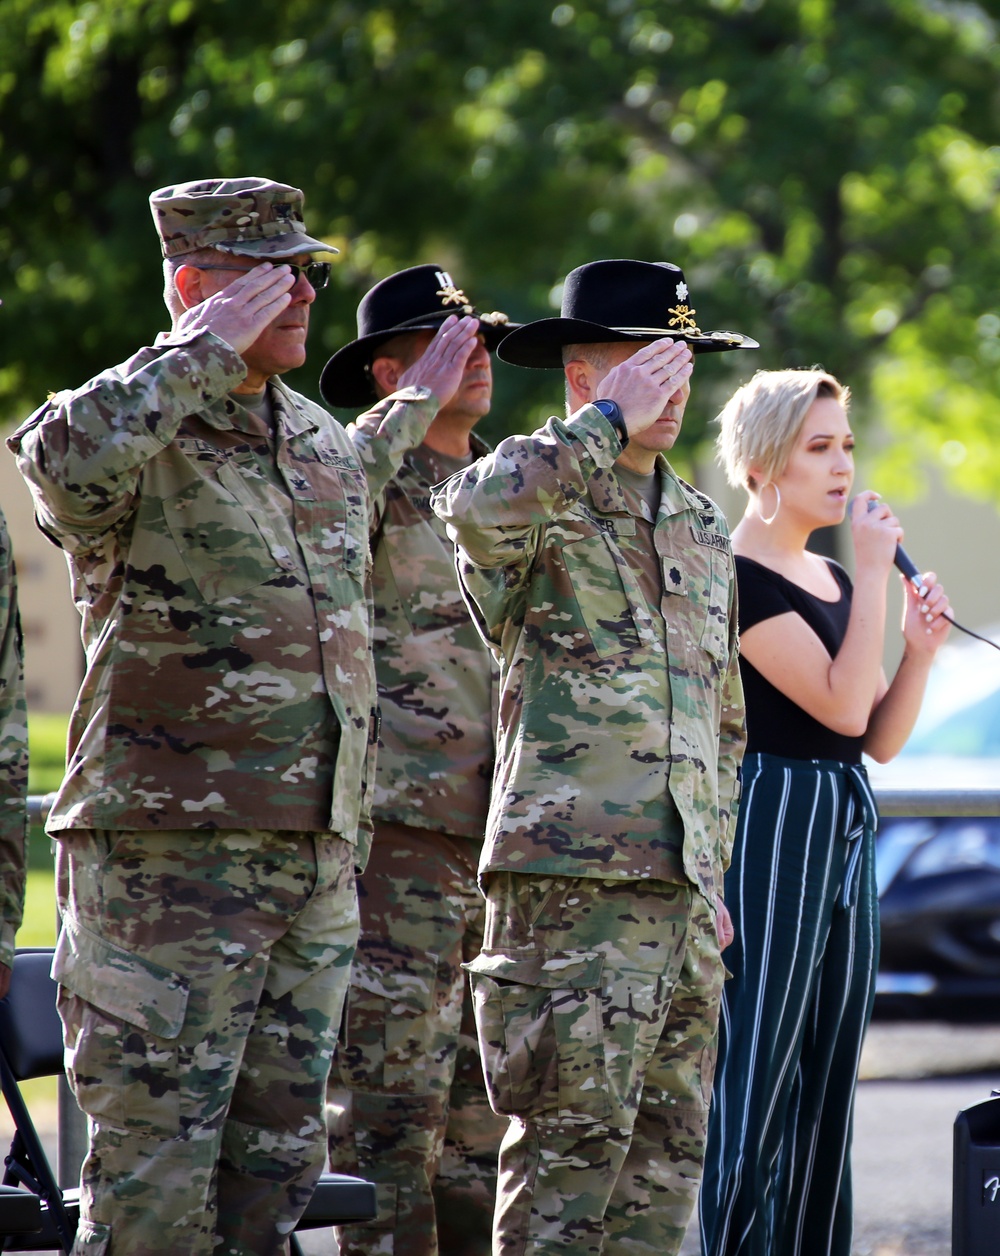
[20,868,57,947]
[6,717,74,1136]
[24,710,67,935]
[26,712,69,873]
[27,711,69,797]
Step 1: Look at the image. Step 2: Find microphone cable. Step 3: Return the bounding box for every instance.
[893,543,999,654]
[864,497,1000,654]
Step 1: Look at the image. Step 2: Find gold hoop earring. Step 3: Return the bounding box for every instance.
[758,482,781,526]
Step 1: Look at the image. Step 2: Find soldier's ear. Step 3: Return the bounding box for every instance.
[370,354,401,398]
[175,264,207,310]
[564,359,593,407]
[562,359,592,411]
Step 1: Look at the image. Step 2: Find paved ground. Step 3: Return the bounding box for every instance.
[850,1019,1000,1256]
[5,1019,1000,1254]
[678,1019,1000,1256]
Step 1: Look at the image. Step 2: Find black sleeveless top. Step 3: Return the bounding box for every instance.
[736,555,864,764]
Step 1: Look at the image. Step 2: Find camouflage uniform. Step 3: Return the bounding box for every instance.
[431,403,745,1254]
[7,180,431,1256]
[0,508,27,973]
[328,389,503,1255]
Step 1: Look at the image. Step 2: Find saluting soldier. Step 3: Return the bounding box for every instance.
[319,265,514,1255]
[8,178,430,1256]
[430,259,755,1255]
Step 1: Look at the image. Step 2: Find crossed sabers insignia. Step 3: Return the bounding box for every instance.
[667,304,702,333]
[434,270,509,322]
[435,270,472,310]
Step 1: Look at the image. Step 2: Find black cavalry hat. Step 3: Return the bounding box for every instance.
[497,259,758,369]
[320,264,518,407]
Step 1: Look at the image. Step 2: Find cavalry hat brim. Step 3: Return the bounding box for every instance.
[497,317,759,369]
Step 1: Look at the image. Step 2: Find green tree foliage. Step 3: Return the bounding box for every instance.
[2,0,999,493]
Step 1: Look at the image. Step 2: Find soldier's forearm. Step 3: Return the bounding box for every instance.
[10,332,244,526]
[348,388,439,501]
[432,413,613,567]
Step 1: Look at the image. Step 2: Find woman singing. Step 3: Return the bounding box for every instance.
[699,369,950,1256]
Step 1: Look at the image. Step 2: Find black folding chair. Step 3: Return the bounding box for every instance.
[0,948,374,1254]
[0,1188,41,1246]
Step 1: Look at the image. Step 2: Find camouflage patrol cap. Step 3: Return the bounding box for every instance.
[149,176,337,259]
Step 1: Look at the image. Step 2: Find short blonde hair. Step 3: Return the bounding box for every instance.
[716,368,850,490]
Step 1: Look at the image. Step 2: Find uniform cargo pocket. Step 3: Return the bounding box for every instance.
[698,550,731,663]
[54,916,190,1136]
[345,941,440,1092]
[306,461,370,582]
[464,950,610,1121]
[54,915,189,1038]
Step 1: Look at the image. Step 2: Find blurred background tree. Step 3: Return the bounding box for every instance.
[2,0,1000,494]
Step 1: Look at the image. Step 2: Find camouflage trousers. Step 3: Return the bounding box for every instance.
[328,822,503,1256]
[53,827,359,1256]
[466,873,724,1256]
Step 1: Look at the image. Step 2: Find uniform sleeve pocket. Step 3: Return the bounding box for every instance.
[53,914,189,1040]
[463,949,610,1120]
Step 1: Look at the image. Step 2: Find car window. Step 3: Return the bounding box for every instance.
[904,687,1000,757]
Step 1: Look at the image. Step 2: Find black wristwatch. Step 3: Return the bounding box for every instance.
[592,398,629,449]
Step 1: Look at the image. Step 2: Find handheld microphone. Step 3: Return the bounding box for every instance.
[893,544,923,591]
[865,499,925,592]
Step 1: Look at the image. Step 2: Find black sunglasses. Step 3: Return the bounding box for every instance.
[193,261,331,291]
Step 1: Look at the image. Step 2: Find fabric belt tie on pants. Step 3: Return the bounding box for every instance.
[836,762,879,911]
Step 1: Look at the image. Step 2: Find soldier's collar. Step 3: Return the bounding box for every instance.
[657,465,694,519]
[218,393,264,435]
[590,459,705,521]
[268,377,319,439]
[588,466,629,515]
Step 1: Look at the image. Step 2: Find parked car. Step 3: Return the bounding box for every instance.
[867,627,1000,1020]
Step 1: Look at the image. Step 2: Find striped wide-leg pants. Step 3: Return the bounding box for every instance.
[699,753,879,1256]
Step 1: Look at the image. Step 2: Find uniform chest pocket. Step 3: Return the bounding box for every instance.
[662,548,730,662]
[162,465,294,604]
[302,460,370,582]
[563,533,642,659]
